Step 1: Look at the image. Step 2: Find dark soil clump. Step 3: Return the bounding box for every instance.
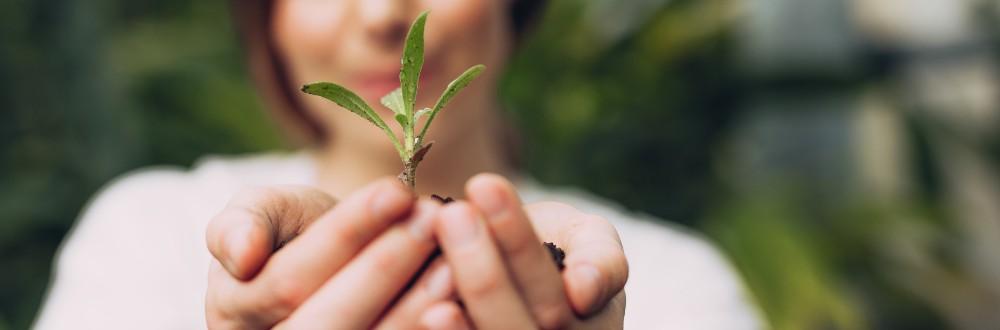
[431,194,455,204]
[544,242,566,270]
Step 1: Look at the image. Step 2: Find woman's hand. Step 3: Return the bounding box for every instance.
[204,178,441,329]
[204,174,627,329]
[417,174,629,329]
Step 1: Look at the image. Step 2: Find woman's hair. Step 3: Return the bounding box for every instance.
[229,0,547,144]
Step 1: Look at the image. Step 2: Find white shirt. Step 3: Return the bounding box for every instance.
[34,152,762,329]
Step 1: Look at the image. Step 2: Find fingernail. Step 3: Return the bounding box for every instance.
[440,204,481,247]
[571,264,603,312]
[421,304,465,330]
[371,181,410,219]
[407,201,438,241]
[475,183,508,218]
[224,223,253,276]
[421,309,449,330]
[424,265,453,299]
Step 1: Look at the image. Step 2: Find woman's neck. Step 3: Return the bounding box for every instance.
[310,112,513,200]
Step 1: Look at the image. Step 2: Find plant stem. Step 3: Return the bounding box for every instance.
[397,142,431,190]
[398,160,417,189]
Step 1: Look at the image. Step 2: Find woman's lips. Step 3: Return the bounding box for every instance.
[350,60,438,111]
[354,75,400,105]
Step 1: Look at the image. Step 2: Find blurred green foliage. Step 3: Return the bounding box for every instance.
[4,0,1000,329]
[1,0,283,328]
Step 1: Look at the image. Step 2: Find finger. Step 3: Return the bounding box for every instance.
[435,201,534,330]
[206,185,336,280]
[279,199,440,329]
[214,178,414,327]
[206,260,244,329]
[576,291,626,330]
[466,173,572,329]
[421,301,472,330]
[526,203,629,316]
[375,258,455,330]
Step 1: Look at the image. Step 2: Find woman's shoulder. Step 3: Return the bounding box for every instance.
[71,151,316,240]
[51,151,309,275]
[515,179,762,329]
[62,150,314,253]
[38,151,316,328]
[90,151,314,207]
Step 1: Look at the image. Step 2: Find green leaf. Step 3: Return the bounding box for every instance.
[400,11,428,118]
[414,108,431,122]
[395,113,408,128]
[417,64,485,141]
[301,82,382,127]
[301,82,403,153]
[380,87,405,116]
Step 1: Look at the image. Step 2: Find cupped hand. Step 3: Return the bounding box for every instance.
[204,178,441,329]
[417,174,629,330]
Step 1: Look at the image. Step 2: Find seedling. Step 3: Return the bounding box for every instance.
[301,11,484,189]
[301,12,565,269]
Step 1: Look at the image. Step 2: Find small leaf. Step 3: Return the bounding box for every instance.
[435,65,485,111]
[410,141,433,165]
[400,11,429,118]
[414,108,431,122]
[301,82,385,129]
[380,87,405,115]
[395,113,408,128]
[417,64,485,141]
[302,82,404,155]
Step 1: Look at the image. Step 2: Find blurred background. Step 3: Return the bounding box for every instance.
[2,0,999,328]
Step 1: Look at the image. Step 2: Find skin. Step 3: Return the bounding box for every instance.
[205,0,629,328]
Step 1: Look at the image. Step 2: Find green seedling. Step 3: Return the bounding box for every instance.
[301,11,485,189]
[301,11,566,268]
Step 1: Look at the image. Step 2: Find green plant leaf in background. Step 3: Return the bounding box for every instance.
[418,64,486,143]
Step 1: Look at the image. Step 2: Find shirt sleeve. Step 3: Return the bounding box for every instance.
[617,219,764,330]
[33,169,209,329]
[516,180,764,329]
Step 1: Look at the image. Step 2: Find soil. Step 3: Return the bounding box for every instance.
[544,242,566,271]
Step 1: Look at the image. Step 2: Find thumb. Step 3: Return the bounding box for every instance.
[206,185,336,280]
[562,219,628,316]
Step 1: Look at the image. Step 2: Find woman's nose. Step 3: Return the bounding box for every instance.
[357,0,410,48]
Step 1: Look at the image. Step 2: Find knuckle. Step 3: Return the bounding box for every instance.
[205,288,244,329]
[466,271,504,298]
[265,277,308,314]
[504,226,540,256]
[367,248,402,272]
[329,223,366,249]
[533,303,571,330]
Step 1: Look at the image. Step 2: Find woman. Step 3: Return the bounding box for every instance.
[34,0,760,328]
